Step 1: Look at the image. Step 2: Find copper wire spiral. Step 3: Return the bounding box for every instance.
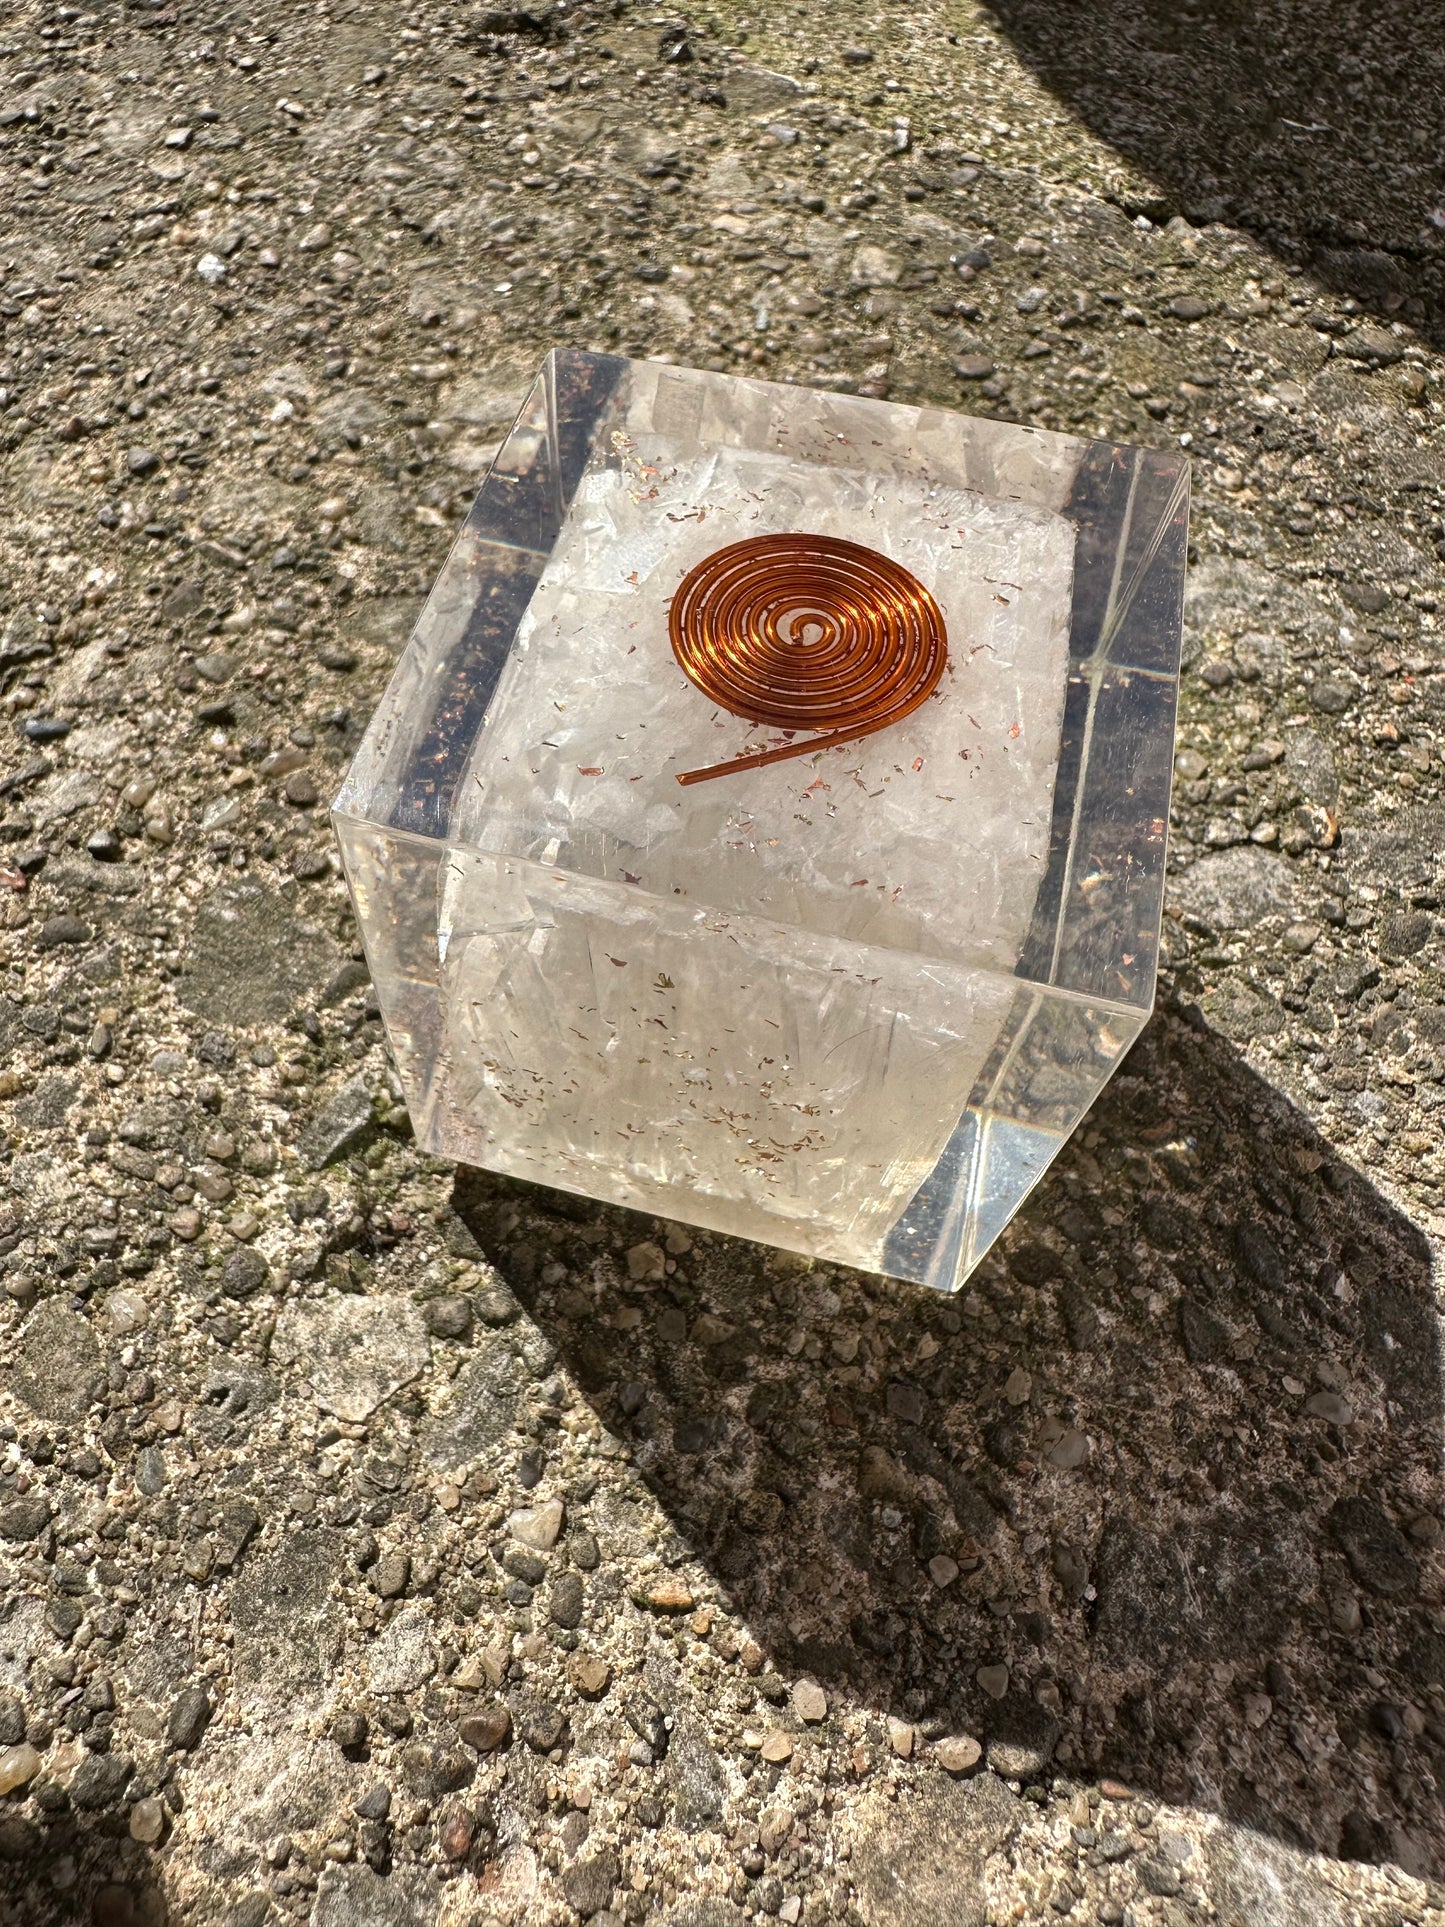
[668,534,949,786]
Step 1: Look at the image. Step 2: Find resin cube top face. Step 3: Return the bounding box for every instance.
[456,422,1076,973]
[335,352,1189,1290]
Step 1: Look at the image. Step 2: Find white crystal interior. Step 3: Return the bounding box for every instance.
[438,434,1076,1267]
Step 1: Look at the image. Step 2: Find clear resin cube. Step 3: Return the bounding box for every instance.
[334,351,1189,1290]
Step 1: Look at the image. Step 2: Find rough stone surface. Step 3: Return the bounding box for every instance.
[420,1348,525,1469]
[312,1865,440,1926]
[562,1851,621,1917]
[177,881,338,1028]
[296,1074,376,1169]
[852,1773,1020,1926]
[0,4,1441,1925]
[11,1301,103,1421]
[367,1604,437,1697]
[220,1248,271,1301]
[273,1295,429,1421]
[231,1532,345,1694]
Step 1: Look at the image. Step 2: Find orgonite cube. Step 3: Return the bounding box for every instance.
[333,351,1189,1290]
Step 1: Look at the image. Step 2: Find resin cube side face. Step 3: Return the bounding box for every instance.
[336,352,1188,1290]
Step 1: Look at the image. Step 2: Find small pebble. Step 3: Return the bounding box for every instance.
[0,1742,42,1794]
[570,1654,611,1698]
[330,1711,368,1753]
[457,1705,511,1753]
[167,1686,212,1752]
[129,1796,166,1844]
[510,1497,564,1550]
[641,1576,694,1613]
[372,1553,411,1599]
[1305,1391,1354,1425]
[934,1734,982,1775]
[626,1241,666,1281]
[438,1803,476,1861]
[791,1680,827,1724]
[423,1295,472,1339]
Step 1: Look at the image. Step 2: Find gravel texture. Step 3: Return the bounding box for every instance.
[1,1,1444,1924]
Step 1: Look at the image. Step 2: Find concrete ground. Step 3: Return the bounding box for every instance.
[1,1,1444,1923]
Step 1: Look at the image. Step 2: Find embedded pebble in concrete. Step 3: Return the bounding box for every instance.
[273,1295,430,1422]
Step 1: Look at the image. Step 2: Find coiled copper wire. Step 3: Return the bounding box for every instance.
[668,533,948,786]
